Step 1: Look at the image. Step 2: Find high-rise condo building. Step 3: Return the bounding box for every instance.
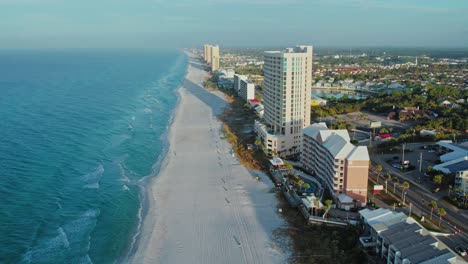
[210,45,220,72]
[301,122,369,207]
[254,45,312,156]
[203,44,212,64]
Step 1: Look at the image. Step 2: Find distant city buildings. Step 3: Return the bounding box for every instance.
[359,208,459,263]
[203,44,220,72]
[255,45,313,156]
[301,122,369,207]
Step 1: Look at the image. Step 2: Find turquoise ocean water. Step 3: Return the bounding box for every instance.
[0,49,187,263]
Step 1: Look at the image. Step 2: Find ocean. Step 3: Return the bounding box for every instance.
[0,49,187,263]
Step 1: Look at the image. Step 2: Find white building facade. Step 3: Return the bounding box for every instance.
[254,45,312,156]
[239,79,255,102]
[234,74,248,94]
[455,170,468,195]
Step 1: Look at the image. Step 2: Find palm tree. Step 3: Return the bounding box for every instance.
[430,200,437,220]
[254,138,262,148]
[433,174,443,185]
[401,181,410,195]
[438,208,447,227]
[297,179,305,191]
[384,173,392,193]
[303,183,311,192]
[375,165,383,183]
[322,199,333,219]
[401,181,410,204]
[393,177,399,193]
[284,162,293,173]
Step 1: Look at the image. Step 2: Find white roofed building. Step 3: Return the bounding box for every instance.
[301,122,369,207]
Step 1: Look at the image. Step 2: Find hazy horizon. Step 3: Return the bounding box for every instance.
[1,0,467,49]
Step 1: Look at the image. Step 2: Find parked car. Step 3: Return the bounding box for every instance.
[455,246,467,257]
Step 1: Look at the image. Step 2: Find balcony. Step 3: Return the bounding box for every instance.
[359,237,376,248]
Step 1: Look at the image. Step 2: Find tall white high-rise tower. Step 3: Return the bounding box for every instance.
[254,45,313,156]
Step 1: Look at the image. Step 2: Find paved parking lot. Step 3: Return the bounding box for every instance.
[376,142,444,194]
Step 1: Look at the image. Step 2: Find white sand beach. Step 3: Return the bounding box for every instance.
[130,52,289,264]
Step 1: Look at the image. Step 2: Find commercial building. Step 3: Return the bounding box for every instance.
[254,45,313,156]
[359,208,459,263]
[301,122,369,206]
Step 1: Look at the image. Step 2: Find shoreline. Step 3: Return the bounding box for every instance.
[129,51,290,263]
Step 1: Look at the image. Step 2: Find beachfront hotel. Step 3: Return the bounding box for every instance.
[254,45,312,157]
[301,122,369,207]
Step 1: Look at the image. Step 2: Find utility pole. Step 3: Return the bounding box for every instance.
[409,203,412,217]
[419,152,423,173]
[385,180,388,194]
[401,143,406,164]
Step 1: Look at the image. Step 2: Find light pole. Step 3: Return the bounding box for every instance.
[418,152,423,173]
[403,191,407,204]
[409,202,412,217]
[401,143,406,164]
[385,180,388,194]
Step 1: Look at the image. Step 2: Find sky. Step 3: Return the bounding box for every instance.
[0,0,467,49]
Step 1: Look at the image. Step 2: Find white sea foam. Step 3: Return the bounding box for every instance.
[143,108,152,114]
[123,185,130,191]
[82,164,104,189]
[131,116,136,121]
[63,209,100,254]
[21,227,71,262]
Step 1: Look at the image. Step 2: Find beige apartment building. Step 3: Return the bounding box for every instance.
[203,44,219,72]
[210,45,220,72]
[301,122,369,207]
[203,44,212,64]
[254,45,312,156]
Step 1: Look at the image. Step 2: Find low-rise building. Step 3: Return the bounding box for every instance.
[301,122,369,207]
[359,208,459,264]
[455,170,468,195]
[234,74,248,94]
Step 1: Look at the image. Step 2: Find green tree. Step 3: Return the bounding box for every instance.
[430,200,437,220]
[375,165,383,183]
[284,162,293,173]
[303,183,311,192]
[379,128,389,134]
[297,179,305,191]
[322,199,333,219]
[254,138,262,147]
[433,175,443,185]
[437,208,447,227]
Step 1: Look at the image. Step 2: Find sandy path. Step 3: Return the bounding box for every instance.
[130,52,289,264]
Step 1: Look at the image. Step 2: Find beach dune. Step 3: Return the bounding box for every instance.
[131,52,288,264]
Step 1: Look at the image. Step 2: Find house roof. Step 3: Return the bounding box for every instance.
[337,193,353,203]
[303,122,328,139]
[303,123,368,161]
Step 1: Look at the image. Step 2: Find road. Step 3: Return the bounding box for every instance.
[369,155,468,257]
